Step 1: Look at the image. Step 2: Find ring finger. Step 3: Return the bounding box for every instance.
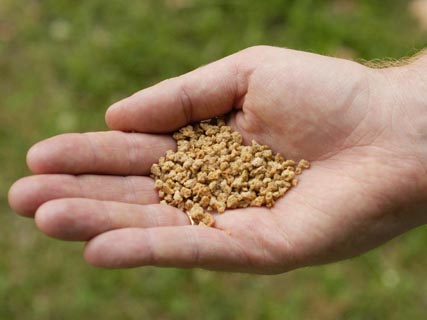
[35,198,190,241]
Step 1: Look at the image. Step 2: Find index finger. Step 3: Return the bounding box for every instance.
[105,53,247,133]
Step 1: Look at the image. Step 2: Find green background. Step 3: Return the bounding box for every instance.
[1,0,426,318]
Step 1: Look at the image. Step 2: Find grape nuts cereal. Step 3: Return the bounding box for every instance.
[150,118,310,226]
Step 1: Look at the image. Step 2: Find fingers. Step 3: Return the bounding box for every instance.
[35,199,189,241]
[27,131,175,175]
[105,53,248,133]
[8,174,158,217]
[84,226,252,271]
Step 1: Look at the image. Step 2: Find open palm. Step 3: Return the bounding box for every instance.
[9,46,426,273]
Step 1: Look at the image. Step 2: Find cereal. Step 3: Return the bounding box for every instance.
[151,118,309,226]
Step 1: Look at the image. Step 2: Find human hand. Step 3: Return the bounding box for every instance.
[8,46,427,273]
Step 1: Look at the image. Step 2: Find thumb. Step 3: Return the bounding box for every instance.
[105,53,248,133]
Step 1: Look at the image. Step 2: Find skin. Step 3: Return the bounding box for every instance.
[8,46,427,273]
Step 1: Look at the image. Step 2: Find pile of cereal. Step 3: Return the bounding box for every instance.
[150,118,309,226]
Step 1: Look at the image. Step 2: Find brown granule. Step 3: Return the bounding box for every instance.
[150,118,310,226]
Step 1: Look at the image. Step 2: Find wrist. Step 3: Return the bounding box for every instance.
[367,55,427,225]
[385,54,427,223]
[393,53,427,165]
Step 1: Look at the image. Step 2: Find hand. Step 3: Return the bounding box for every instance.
[8,46,427,273]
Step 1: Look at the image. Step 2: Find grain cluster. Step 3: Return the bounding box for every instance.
[151,118,309,226]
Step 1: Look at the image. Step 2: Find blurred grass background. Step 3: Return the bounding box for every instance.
[1,0,426,318]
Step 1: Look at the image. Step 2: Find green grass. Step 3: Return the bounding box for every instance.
[1,0,426,318]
